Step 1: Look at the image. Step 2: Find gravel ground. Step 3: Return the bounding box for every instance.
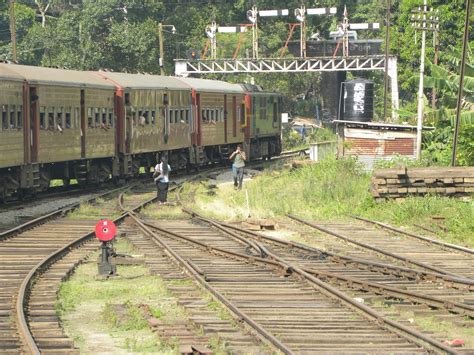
[0,193,98,228]
[213,168,261,184]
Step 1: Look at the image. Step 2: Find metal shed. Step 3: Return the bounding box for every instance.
[334,120,434,170]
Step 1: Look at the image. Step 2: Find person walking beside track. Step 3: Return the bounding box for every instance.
[229,144,246,190]
[154,156,171,204]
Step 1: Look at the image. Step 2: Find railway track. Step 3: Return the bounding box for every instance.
[0,181,157,354]
[124,213,459,354]
[287,215,474,281]
[180,211,474,343]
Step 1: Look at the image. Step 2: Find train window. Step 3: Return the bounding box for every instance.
[201,109,206,121]
[240,104,246,126]
[179,109,184,123]
[17,106,23,128]
[237,107,241,122]
[163,93,168,106]
[87,108,93,128]
[174,110,179,123]
[185,109,190,124]
[210,109,214,121]
[10,105,16,129]
[108,110,114,127]
[57,108,64,130]
[151,110,156,125]
[74,107,80,128]
[2,105,7,130]
[94,108,100,128]
[65,110,72,129]
[168,109,173,124]
[216,109,220,122]
[273,102,277,123]
[48,108,55,130]
[40,107,46,129]
[125,93,131,106]
[102,108,107,126]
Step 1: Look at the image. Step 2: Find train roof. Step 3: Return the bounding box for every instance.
[176,77,244,94]
[0,64,115,89]
[240,83,280,95]
[97,72,191,91]
[0,63,25,82]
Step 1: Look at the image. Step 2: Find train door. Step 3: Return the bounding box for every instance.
[163,92,169,144]
[114,90,123,155]
[196,93,202,146]
[80,89,86,158]
[22,82,30,164]
[125,92,132,152]
[29,87,38,162]
[223,95,228,143]
[232,96,237,138]
[272,98,278,128]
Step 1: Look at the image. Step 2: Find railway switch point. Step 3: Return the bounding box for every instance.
[95,219,118,276]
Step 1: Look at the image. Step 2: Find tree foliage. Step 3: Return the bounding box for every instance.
[0,0,472,164]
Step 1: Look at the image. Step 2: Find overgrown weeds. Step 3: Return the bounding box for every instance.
[190,157,473,246]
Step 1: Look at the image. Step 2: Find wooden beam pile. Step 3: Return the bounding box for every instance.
[371,166,474,200]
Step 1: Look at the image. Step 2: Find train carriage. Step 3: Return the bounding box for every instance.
[0,65,27,200]
[176,77,246,164]
[0,62,283,203]
[241,84,282,159]
[3,65,117,188]
[98,72,193,174]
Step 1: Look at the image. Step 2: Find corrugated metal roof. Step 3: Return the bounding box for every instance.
[0,64,115,89]
[176,77,244,94]
[334,120,435,131]
[0,64,25,81]
[98,72,191,90]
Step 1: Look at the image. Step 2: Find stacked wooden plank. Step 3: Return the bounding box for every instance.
[371,166,474,200]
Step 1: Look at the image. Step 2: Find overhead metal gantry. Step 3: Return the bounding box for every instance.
[174,55,400,120]
[174,55,394,75]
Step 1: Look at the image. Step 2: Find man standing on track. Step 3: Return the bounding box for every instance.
[229,144,246,190]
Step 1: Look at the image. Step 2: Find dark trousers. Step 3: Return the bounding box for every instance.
[157,182,169,202]
[233,167,244,189]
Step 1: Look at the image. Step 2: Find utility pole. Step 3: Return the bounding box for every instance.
[9,0,17,62]
[383,0,391,121]
[158,22,165,75]
[452,0,472,166]
[411,1,438,160]
[247,6,259,59]
[431,29,439,109]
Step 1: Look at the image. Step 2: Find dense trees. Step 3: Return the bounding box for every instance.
[0,0,472,164]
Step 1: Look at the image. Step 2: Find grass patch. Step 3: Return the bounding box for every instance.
[188,157,473,247]
[67,197,121,220]
[57,238,188,353]
[142,203,185,219]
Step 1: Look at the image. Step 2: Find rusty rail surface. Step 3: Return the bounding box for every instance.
[183,209,474,318]
[12,184,156,353]
[287,214,474,282]
[184,209,474,290]
[129,214,457,354]
[354,215,474,255]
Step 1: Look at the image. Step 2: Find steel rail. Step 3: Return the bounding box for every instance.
[288,214,473,280]
[136,215,457,354]
[0,184,135,241]
[354,215,474,255]
[128,214,294,354]
[15,185,156,353]
[183,209,474,289]
[183,210,474,317]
